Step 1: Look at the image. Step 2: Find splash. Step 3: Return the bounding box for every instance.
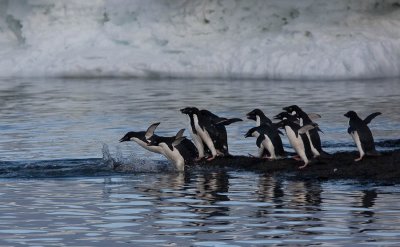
[102,144,173,173]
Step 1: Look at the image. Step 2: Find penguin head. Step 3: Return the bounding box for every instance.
[119,131,140,142]
[275,119,289,129]
[283,105,302,115]
[180,107,200,115]
[274,112,295,121]
[246,109,263,121]
[344,111,357,118]
[244,126,259,138]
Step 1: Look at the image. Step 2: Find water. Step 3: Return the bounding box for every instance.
[0,78,400,246]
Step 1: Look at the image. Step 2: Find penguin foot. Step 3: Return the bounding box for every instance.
[293,155,302,161]
[298,163,308,169]
[207,156,217,161]
[354,157,363,162]
[195,157,205,162]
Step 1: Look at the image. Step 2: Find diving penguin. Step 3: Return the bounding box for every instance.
[147,130,198,171]
[119,122,165,154]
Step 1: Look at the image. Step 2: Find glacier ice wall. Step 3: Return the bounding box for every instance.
[1,0,400,79]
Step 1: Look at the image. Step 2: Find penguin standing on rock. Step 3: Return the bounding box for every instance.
[276,119,317,169]
[246,108,284,159]
[245,125,285,160]
[180,107,242,160]
[283,105,328,158]
[344,111,381,161]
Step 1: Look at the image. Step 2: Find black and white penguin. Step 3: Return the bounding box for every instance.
[180,107,242,160]
[246,109,273,126]
[283,105,328,158]
[276,119,316,169]
[344,111,381,161]
[245,124,285,159]
[119,122,165,154]
[148,131,198,171]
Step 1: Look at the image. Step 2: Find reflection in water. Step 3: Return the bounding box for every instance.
[1,174,400,246]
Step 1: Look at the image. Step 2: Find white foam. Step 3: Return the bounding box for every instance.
[1,0,400,79]
[102,144,172,173]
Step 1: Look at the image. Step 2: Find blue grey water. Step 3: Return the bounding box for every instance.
[0,78,400,246]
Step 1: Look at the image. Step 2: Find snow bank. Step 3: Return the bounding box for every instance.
[1,0,400,79]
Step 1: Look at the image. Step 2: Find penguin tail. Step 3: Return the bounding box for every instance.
[318,150,333,159]
[366,150,381,157]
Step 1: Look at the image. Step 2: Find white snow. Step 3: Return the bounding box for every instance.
[0,0,400,79]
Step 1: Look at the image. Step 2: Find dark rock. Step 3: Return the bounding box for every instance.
[190,149,400,183]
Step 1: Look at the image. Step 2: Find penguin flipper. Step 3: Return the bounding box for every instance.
[256,135,265,148]
[299,124,318,134]
[363,112,382,125]
[217,118,243,125]
[347,126,355,134]
[145,122,161,139]
[308,113,322,121]
[172,137,186,147]
[175,129,185,139]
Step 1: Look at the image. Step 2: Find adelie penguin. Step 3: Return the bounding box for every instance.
[245,125,285,160]
[246,109,273,127]
[119,122,164,154]
[246,108,284,159]
[283,105,329,158]
[276,119,317,169]
[344,110,381,161]
[180,107,242,160]
[119,122,185,155]
[147,130,198,171]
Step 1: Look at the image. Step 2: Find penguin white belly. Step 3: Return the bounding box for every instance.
[186,115,204,158]
[256,116,261,127]
[193,115,217,157]
[351,131,365,158]
[285,127,308,164]
[160,143,185,171]
[132,137,164,154]
[262,134,276,159]
[305,132,320,157]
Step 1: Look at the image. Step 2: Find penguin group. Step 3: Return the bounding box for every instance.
[120,105,382,171]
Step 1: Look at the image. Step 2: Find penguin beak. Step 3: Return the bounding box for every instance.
[246,114,255,120]
[119,136,129,142]
[344,112,349,117]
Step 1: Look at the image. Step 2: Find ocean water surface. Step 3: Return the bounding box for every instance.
[0,78,399,246]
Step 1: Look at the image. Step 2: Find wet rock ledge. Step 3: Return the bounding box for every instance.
[191,149,400,183]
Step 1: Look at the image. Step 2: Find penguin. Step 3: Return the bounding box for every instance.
[119,122,165,154]
[148,131,198,171]
[283,105,328,158]
[180,107,242,160]
[344,111,381,161]
[244,124,285,159]
[276,119,316,169]
[246,109,273,126]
